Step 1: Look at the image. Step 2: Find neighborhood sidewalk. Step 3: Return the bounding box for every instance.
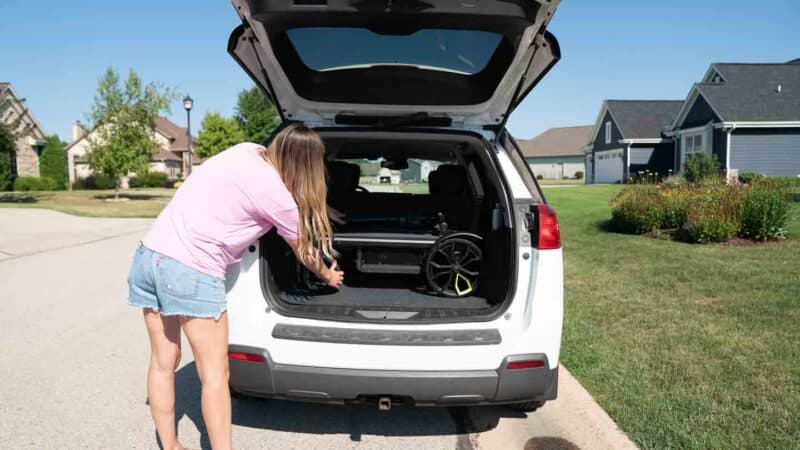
[0,208,152,260]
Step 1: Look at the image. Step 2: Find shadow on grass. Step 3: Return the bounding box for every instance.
[0,193,39,203]
[92,193,163,201]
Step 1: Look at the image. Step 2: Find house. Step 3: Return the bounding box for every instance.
[585,100,683,184]
[665,61,800,179]
[66,116,199,185]
[0,82,48,178]
[517,126,591,180]
[402,159,441,182]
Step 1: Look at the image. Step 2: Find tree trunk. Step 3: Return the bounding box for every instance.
[114,177,120,200]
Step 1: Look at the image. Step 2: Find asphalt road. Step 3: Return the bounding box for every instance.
[0,209,636,450]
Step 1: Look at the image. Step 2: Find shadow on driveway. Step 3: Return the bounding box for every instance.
[173,362,524,450]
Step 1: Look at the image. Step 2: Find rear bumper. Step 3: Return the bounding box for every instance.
[228,345,558,406]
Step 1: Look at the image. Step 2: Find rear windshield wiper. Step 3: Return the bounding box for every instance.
[335,112,452,128]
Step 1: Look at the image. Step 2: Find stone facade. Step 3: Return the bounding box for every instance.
[0,82,47,177]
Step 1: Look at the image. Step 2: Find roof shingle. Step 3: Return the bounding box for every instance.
[694,63,800,122]
[518,126,593,158]
[606,100,684,139]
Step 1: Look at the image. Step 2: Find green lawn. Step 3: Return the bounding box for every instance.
[545,185,800,449]
[0,188,174,218]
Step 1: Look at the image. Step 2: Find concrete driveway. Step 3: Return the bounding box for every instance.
[0,208,636,449]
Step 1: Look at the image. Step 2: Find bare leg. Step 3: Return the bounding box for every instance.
[181,313,232,450]
[143,308,185,450]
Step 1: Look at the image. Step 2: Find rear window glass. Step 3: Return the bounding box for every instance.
[286,27,502,75]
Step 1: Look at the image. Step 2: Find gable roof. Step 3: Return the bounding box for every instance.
[155,116,196,151]
[605,100,684,139]
[518,126,593,158]
[671,61,800,129]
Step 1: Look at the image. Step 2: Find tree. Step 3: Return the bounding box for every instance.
[196,112,244,158]
[0,124,14,191]
[39,134,68,189]
[234,86,279,146]
[86,67,174,199]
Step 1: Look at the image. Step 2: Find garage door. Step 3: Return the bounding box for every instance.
[594,149,624,183]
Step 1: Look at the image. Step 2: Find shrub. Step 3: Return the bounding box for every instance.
[129,171,169,188]
[660,186,692,228]
[610,186,664,234]
[574,171,584,180]
[39,135,68,189]
[739,187,791,241]
[683,185,742,243]
[536,174,543,180]
[13,176,58,191]
[769,176,800,191]
[72,173,117,190]
[684,153,720,182]
[738,172,764,185]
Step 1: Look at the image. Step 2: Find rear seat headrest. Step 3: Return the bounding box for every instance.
[429,164,468,195]
[326,161,361,194]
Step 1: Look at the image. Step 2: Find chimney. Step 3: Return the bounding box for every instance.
[71,120,84,142]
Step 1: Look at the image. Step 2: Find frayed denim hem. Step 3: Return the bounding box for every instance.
[128,302,227,321]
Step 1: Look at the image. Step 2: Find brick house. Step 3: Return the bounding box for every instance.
[66,116,200,186]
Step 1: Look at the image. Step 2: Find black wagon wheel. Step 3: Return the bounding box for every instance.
[425,236,482,298]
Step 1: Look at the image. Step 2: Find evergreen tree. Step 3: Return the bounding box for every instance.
[39,134,68,189]
[0,124,14,191]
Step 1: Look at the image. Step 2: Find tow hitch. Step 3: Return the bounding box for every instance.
[378,396,391,411]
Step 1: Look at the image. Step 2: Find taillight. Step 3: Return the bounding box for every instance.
[228,352,266,363]
[536,204,561,250]
[506,360,546,370]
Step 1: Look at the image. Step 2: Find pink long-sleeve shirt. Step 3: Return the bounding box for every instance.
[143,143,299,278]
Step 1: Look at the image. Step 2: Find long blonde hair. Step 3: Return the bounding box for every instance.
[262,125,335,260]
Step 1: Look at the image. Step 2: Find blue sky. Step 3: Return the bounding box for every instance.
[1,0,798,142]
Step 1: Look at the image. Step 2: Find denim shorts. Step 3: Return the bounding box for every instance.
[127,245,227,319]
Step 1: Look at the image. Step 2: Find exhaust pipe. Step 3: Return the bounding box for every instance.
[378,396,391,411]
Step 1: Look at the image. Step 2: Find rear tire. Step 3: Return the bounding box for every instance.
[509,401,545,413]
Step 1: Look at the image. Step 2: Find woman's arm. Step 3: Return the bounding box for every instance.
[283,238,344,288]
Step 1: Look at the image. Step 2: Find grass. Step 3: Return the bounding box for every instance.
[538,178,585,185]
[545,184,800,449]
[0,188,174,218]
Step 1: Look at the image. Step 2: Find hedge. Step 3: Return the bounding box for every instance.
[13,176,59,191]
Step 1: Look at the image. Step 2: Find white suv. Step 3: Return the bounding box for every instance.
[224,0,563,412]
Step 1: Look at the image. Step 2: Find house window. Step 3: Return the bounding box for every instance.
[604,122,612,144]
[685,134,704,157]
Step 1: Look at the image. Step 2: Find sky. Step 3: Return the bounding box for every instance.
[1,0,798,143]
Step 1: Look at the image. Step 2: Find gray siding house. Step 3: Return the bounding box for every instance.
[586,100,682,183]
[666,61,800,178]
[517,126,591,180]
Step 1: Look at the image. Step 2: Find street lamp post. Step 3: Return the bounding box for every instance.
[183,95,194,177]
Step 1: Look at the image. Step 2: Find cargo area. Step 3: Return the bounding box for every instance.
[260,131,516,322]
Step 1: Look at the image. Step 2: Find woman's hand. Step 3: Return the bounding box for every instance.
[323,260,345,289]
[327,205,347,225]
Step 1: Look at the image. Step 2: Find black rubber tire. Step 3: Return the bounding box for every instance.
[509,401,545,413]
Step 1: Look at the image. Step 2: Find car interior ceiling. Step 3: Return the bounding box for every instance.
[260,132,514,312]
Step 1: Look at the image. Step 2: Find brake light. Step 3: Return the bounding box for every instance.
[536,204,561,250]
[228,352,266,363]
[506,360,545,370]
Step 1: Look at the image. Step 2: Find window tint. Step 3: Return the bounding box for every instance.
[286,27,502,75]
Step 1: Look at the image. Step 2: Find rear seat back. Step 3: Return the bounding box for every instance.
[428,164,476,231]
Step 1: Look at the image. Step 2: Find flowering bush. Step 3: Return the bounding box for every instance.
[683,185,743,243]
[739,187,791,241]
[610,186,664,234]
